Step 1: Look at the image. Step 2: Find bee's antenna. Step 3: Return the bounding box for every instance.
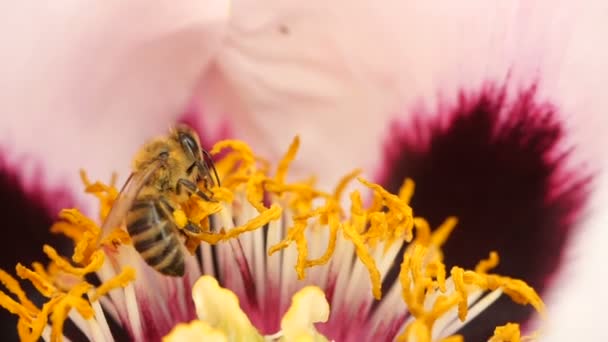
[202,149,221,187]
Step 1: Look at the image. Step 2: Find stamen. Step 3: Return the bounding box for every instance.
[333,168,362,200]
[488,323,522,342]
[475,251,500,274]
[0,269,38,312]
[0,136,547,341]
[358,177,415,243]
[275,136,300,184]
[80,170,119,222]
[342,221,383,299]
[43,246,104,277]
[15,264,57,297]
[90,267,136,302]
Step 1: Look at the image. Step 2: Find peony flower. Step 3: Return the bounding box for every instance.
[0,135,543,341]
[1,1,606,340]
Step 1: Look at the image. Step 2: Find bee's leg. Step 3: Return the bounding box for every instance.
[176,178,216,202]
[158,197,202,237]
[183,222,201,234]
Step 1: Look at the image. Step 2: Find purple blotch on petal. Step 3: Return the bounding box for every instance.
[376,83,592,339]
[0,151,77,341]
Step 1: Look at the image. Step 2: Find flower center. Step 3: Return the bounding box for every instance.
[0,136,545,342]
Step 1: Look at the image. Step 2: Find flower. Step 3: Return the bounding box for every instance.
[0,136,543,341]
[2,1,607,340]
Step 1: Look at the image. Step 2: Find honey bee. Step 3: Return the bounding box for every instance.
[100,124,220,277]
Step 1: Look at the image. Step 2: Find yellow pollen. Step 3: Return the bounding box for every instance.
[210,140,256,171]
[333,168,362,201]
[342,221,383,299]
[488,323,522,342]
[475,251,500,274]
[0,269,38,313]
[275,135,300,184]
[100,228,132,248]
[16,264,57,298]
[90,267,136,301]
[398,178,416,205]
[358,177,415,242]
[173,209,189,228]
[43,246,105,277]
[80,170,119,221]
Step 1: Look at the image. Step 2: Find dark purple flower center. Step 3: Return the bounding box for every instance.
[0,154,77,341]
[376,83,592,340]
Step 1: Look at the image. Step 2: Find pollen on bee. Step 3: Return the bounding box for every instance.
[173,209,189,229]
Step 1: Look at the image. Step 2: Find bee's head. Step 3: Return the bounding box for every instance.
[173,124,202,162]
[171,124,220,186]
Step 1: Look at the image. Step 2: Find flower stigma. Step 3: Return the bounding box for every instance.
[0,136,545,341]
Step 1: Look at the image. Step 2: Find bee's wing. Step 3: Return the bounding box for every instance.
[99,160,163,239]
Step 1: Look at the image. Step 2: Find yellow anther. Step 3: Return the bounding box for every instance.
[246,172,267,212]
[342,222,382,299]
[210,140,256,171]
[475,251,500,274]
[398,178,415,205]
[80,170,119,221]
[15,264,57,298]
[100,228,132,247]
[294,222,309,279]
[0,291,33,323]
[429,217,458,247]
[0,269,37,312]
[488,323,521,342]
[72,231,96,264]
[305,213,340,268]
[51,209,101,242]
[358,177,414,242]
[461,271,545,317]
[50,283,94,342]
[413,217,432,245]
[333,168,362,201]
[43,246,104,277]
[227,205,282,239]
[450,267,469,321]
[276,136,300,184]
[268,220,306,257]
[91,267,136,301]
[22,296,61,342]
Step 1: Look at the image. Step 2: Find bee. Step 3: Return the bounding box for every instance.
[100,124,220,277]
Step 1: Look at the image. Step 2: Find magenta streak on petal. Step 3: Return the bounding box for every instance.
[177,104,233,153]
[137,297,165,342]
[375,83,592,340]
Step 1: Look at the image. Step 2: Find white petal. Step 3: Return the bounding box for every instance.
[0,0,229,208]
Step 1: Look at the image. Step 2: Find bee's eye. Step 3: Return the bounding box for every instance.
[180,133,199,157]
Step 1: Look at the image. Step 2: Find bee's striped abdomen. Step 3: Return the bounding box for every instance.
[126,198,185,277]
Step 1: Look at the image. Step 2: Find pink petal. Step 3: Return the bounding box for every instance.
[0,0,229,209]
